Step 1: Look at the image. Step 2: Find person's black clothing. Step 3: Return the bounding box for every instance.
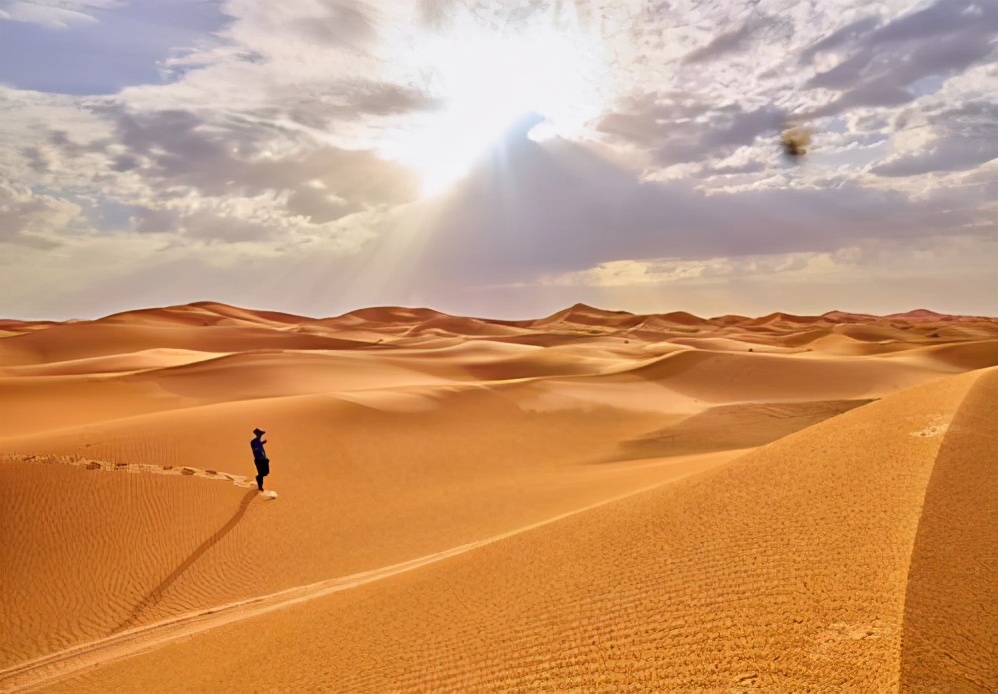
[254,458,269,491]
[251,436,269,491]
[251,437,267,461]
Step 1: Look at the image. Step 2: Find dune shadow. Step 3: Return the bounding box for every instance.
[113,489,258,633]
[595,399,872,463]
[899,372,998,690]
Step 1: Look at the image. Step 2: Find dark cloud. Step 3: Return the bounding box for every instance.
[100,107,420,232]
[683,16,766,64]
[598,98,786,166]
[872,140,998,176]
[19,129,95,174]
[871,101,998,176]
[288,1,377,48]
[798,16,881,65]
[20,146,48,174]
[131,206,177,234]
[418,0,462,29]
[804,0,998,118]
[584,0,997,170]
[358,117,974,290]
[0,191,72,248]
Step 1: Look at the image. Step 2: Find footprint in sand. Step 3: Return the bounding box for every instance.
[911,415,949,438]
[5,454,255,490]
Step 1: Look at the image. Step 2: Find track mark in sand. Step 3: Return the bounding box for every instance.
[0,459,734,694]
[1,453,257,489]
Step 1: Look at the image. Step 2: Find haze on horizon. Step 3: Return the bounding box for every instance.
[1,0,996,321]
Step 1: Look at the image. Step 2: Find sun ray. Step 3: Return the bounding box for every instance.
[377,7,610,196]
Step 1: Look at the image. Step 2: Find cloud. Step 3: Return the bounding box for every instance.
[1,0,997,320]
[349,120,978,296]
[798,16,882,66]
[682,16,767,64]
[804,0,998,118]
[103,106,421,228]
[0,183,79,247]
[0,0,120,29]
[871,99,998,176]
[598,98,787,167]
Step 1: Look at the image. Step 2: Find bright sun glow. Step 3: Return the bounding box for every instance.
[379,11,609,196]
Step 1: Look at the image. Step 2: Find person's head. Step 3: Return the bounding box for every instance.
[253,428,265,438]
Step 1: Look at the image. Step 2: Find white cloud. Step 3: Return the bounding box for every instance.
[0,183,83,247]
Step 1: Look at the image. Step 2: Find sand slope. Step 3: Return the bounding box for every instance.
[899,372,998,691]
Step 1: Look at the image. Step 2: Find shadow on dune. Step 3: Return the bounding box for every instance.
[598,398,874,462]
[113,489,258,634]
[899,369,998,690]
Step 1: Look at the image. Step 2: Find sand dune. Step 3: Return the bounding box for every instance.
[0,323,368,368]
[25,367,996,693]
[1,302,996,692]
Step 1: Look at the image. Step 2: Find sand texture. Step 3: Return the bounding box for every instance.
[1,302,996,692]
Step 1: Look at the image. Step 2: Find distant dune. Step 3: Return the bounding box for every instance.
[1,302,995,692]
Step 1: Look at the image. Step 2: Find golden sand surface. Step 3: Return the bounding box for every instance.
[1,302,995,692]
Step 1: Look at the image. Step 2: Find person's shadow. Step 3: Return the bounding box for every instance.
[113,489,257,633]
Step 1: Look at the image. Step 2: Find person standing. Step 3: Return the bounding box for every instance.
[251,428,270,492]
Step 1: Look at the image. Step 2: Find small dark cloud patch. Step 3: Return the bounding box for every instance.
[798,16,881,65]
[290,1,377,49]
[131,206,177,235]
[598,98,785,167]
[110,154,140,172]
[21,147,48,174]
[683,17,764,64]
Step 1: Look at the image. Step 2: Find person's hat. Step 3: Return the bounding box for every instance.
[253,428,265,436]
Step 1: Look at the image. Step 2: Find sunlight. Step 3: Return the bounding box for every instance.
[379,10,609,196]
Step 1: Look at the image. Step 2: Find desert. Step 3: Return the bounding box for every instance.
[5,1,998,690]
[1,302,996,692]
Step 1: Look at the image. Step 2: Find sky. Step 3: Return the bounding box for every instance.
[1,0,996,320]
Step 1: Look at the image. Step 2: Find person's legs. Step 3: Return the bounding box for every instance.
[254,459,269,491]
